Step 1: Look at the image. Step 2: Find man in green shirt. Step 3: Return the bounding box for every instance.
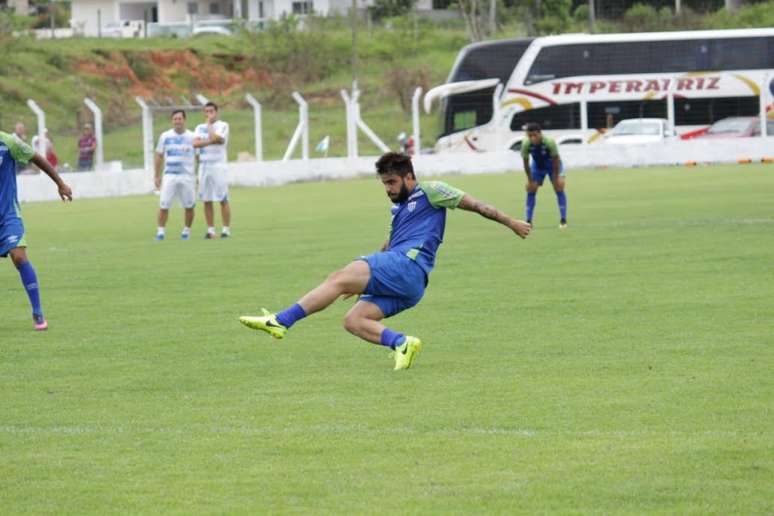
[1,131,72,330]
[521,123,568,228]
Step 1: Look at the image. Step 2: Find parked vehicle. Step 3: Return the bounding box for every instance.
[687,116,774,139]
[192,25,233,36]
[425,28,774,153]
[602,118,676,144]
[101,20,144,38]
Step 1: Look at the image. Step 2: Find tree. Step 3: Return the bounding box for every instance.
[456,0,488,41]
[369,0,417,20]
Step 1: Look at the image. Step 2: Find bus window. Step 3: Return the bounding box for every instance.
[588,100,666,129]
[648,40,709,73]
[525,45,585,84]
[451,39,533,84]
[676,96,760,125]
[453,111,477,131]
[709,37,774,70]
[443,88,495,136]
[510,103,581,130]
[589,42,647,76]
[525,36,774,82]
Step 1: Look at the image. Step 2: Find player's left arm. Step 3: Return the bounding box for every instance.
[548,138,562,180]
[30,154,72,201]
[458,194,530,239]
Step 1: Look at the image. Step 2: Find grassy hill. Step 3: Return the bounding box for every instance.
[0,18,466,166]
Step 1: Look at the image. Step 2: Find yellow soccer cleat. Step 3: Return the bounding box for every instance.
[392,336,422,370]
[239,309,287,339]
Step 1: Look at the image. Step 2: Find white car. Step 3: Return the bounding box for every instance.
[101,20,143,38]
[603,118,676,145]
[192,25,233,36]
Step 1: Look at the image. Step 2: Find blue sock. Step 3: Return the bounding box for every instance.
[276,303,307,329]
[17,261,42,316]
[526,192,537,221]
[380,328,406,349]
[556,191,567,220]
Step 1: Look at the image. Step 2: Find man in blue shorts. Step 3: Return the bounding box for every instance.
[239,152,531,370]
[1,130,72,330]
[521,122,568,228]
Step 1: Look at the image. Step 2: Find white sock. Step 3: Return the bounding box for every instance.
[157,227,165,235]
[222,226,230,234]
[207,227,216,235]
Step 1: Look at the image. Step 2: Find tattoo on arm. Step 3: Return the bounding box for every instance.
[458,195,508,224]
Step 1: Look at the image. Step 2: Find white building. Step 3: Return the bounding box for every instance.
[71,0,433,37]
[1,0,29,14]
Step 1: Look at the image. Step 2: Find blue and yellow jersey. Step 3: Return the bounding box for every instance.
[387,181,465,276]
[521,135,559,171]
[0,131,34,223]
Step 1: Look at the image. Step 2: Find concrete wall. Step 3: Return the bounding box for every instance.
[18,138,774,204]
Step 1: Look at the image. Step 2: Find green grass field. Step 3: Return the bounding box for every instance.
[2,164,773,514]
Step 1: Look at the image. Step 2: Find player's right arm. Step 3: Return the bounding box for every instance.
[520,142,534,188]
[154,153,163,190]
[3,132,71,201]
[154,134,165,189]
[458,194,531,239]
[30,154,72,202]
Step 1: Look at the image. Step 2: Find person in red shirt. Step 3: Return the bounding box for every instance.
[77,124,96,171]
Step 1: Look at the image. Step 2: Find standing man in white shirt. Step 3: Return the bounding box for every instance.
[155,110,197,241]
[193,101,231,239]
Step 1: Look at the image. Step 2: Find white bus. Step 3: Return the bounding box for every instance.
[426,28,774,153]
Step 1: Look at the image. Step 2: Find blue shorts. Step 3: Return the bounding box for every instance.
[357,251,427,318]
[531,162,565,185]
[0,217,26,258]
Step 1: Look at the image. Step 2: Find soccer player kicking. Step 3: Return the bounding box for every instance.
[1,131,72,330]
[239,152,531,370]
[521,122,568,228]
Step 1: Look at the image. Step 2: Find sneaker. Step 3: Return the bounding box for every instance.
[221,230,230,239]
[155,233,165,241]
[559,219,568,229]
[239,309,287,339]
[205,232,217,240]
[33,313,48,331]
[391,336,422,370]
[181,232,190,240]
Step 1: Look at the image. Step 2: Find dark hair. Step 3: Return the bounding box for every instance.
[171,109,186,119]
[375,152,415,179]
[525,122,542,133]
[204,101,218,111]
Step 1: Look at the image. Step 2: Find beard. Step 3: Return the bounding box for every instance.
[388,181,411,204]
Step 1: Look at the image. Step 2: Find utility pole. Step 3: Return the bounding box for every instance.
[488,0,496,37]
[588,0,596,32]
[49,0,55,38]
[350,0,358,84]
[675,0,682,15]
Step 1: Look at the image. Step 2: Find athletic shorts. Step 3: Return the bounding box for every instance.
[357,251,427,318]
[0,217,26,257]
[198,162,229,202]
[160,174,196,209]
[530,162,566,185]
